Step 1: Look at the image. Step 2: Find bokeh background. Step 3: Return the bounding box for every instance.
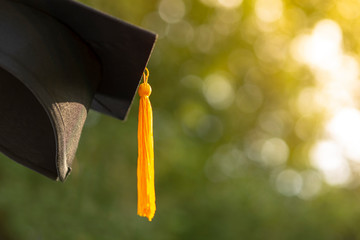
[2,0,360,239]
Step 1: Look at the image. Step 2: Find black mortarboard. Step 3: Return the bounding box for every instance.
[0,0,156,181]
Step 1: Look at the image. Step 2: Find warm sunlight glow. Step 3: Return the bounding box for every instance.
[327,108,360,162]
[200,0,243,8]
[255,0,283,23]
[217,0,243,8]
[310,140,352,185]
[291,20,342,71]
[292,19,360,186]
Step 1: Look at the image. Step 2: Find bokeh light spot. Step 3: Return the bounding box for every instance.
[255,0,283,23]
[217,0,243,9]
[203,73,235,110]
[326,108,360,163]
[200,0,243,8]
[261,138,289,166]
[159,0,186,23]
[276,169,303,197]
[291,20,342,70]
[310,140,352,186]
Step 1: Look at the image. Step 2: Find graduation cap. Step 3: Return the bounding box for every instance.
[0,0,157,183]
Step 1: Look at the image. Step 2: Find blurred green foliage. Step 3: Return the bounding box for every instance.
[2,0,360,239]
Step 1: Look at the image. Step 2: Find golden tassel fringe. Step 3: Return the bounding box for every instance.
[137,68,156,221]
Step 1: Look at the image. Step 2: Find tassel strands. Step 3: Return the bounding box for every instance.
[137,68,156,221]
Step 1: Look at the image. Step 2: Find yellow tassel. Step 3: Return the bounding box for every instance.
[137,68,156,221]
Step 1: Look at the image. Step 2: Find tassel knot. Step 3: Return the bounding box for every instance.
[138,83,152,97]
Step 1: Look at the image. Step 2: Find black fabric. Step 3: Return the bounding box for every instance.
[12,0,157,120]
[0,67,56,179]
[0,0,156,181]
[0,0,101,181]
